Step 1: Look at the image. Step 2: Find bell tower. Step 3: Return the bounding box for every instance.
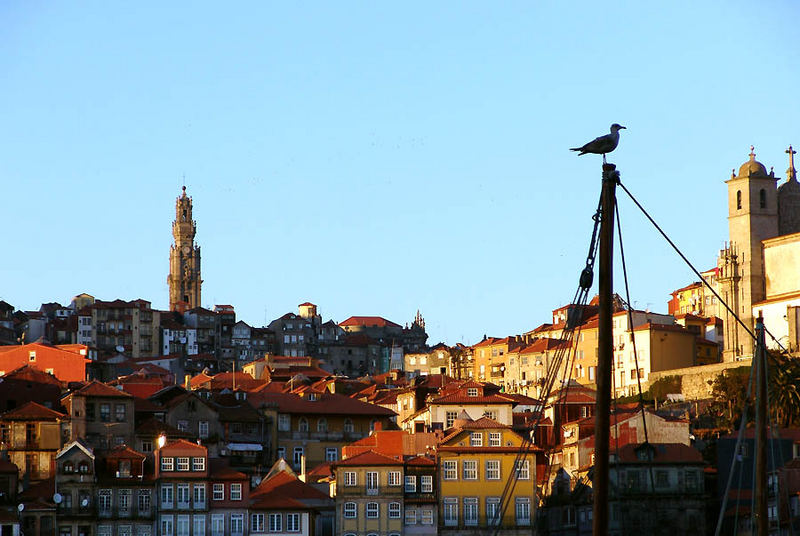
[168,186,202,312]
[718,147,778,360]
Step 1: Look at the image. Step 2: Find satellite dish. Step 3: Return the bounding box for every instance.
[53,493,62,504]
[17,503,23,512]
[116,345,125,353]
[81,498,89,507]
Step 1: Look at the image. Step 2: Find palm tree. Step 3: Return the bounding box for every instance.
[768,356,800,427]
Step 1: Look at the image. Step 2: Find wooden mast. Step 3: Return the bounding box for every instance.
[754,313,768,535]
[592,162,618,535]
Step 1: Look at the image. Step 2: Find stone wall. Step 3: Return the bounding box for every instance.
[648,361,750,400]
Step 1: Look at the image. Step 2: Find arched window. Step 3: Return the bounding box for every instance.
[343,418,354,433]
[760,189,767,209]
[737,190,742,210]
[317,417,328,433]
[298,417,308,432]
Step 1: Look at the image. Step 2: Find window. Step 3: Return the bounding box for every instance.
[230,514,244,535]
[344,472,357,486]
[515,497,531,525]
[230,483,242,501]
[161,485,173,508]
[100,403,111,422]
[176,484,190,507]
[141,440,153,453]
[298,418,308,432]
[177,457,190,471]
[470,432,483,447]
[192,516,205,536]
[138,490,151,513]
[211,514,224,536]
[464,497,478,525]
[115,404,126,422]
[343,502,357,518]
[198,421,209,439]
[486,460,501,480]
[193,484,205,507]
[463,460,478,480]
[278,414,290,431]
[405,508,417,525]
[389,502,401,519]
[292,447,304,469]
[212,484,224,501]
[63,461,74,473]
[656,470,669,488]
[443,498,458,526]
[286,513,300,532]
[366,502,379,518]
[343,418,354,433]
[161,457,174,472]
[420,508,433,525]
[467,387,479,397]
[737,190,742,210]
[317,418,327,432]
[489,432,502,447]
[161,516,174,536]
[251,513,265,533]
[443,460,457,480]
[268,513,281,532]
[277,447,285,461]
[98,489,112,512]
[686,470,699,491]
[325,447,338,462]
[760,188,767,209]
[516,460,530,480]
[119,489,131,511]
[386,470,400,486]
[421,475,433,492]
[366,471,379,493]
[445,411,458,428]
[487,497,501,525]
[405,475,417,492]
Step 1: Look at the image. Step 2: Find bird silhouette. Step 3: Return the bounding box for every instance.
[571,124,626,162]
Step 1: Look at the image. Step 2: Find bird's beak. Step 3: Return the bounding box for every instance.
[620,126,627,129]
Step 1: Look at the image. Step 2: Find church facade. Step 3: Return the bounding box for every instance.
[168,186,202,312]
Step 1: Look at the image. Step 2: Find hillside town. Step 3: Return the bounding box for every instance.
[0,146,799,536]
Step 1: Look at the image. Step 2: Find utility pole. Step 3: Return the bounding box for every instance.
[593,162,618,536]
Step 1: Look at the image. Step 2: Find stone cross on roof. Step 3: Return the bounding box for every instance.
[787,145,797,181]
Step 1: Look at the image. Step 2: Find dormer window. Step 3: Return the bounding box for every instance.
[467,388,479,397]
[28,351,36,362]
[118,460,131,477]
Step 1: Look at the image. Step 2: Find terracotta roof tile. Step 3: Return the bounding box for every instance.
[1,401,65,421]
[336,449,404,466]
[73,380,133,398]
[339,316,401,328]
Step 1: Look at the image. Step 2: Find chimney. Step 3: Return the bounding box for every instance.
[184,375,191,390]
[373,421,383,432]
[299,454,307,483]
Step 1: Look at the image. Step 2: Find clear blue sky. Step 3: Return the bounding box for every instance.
[2,2,798,345]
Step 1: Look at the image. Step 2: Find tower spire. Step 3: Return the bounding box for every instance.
[787,145,797,182]
[168,185,202,312]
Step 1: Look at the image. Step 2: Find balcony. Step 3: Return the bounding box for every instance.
[366,487,379,496]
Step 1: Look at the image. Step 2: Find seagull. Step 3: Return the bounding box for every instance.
[571,123,626,162]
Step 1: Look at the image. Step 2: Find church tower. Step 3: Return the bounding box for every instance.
[719,147,778,360]
[168,186,202,312]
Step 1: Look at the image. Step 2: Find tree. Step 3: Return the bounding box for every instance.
[710,366,752,429]
[768,355,800,427]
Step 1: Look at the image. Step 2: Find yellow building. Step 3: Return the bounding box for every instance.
[437,416,538,534]
[334,450,405,536]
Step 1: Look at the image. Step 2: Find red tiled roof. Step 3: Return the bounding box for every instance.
[250,495,309,510]
[457,417,510,430]
[248,391,396,416]
[209,458,247,480]
[406,455,436,466]
[73,380,133,398]
[339,316,401,329]
[1,401,65,421]
[336,450,403,466]
[430,393,515,405]
[160,439,207,452]
[298,302,316,307]
[251,469,331,502]
[104,445,146,460]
